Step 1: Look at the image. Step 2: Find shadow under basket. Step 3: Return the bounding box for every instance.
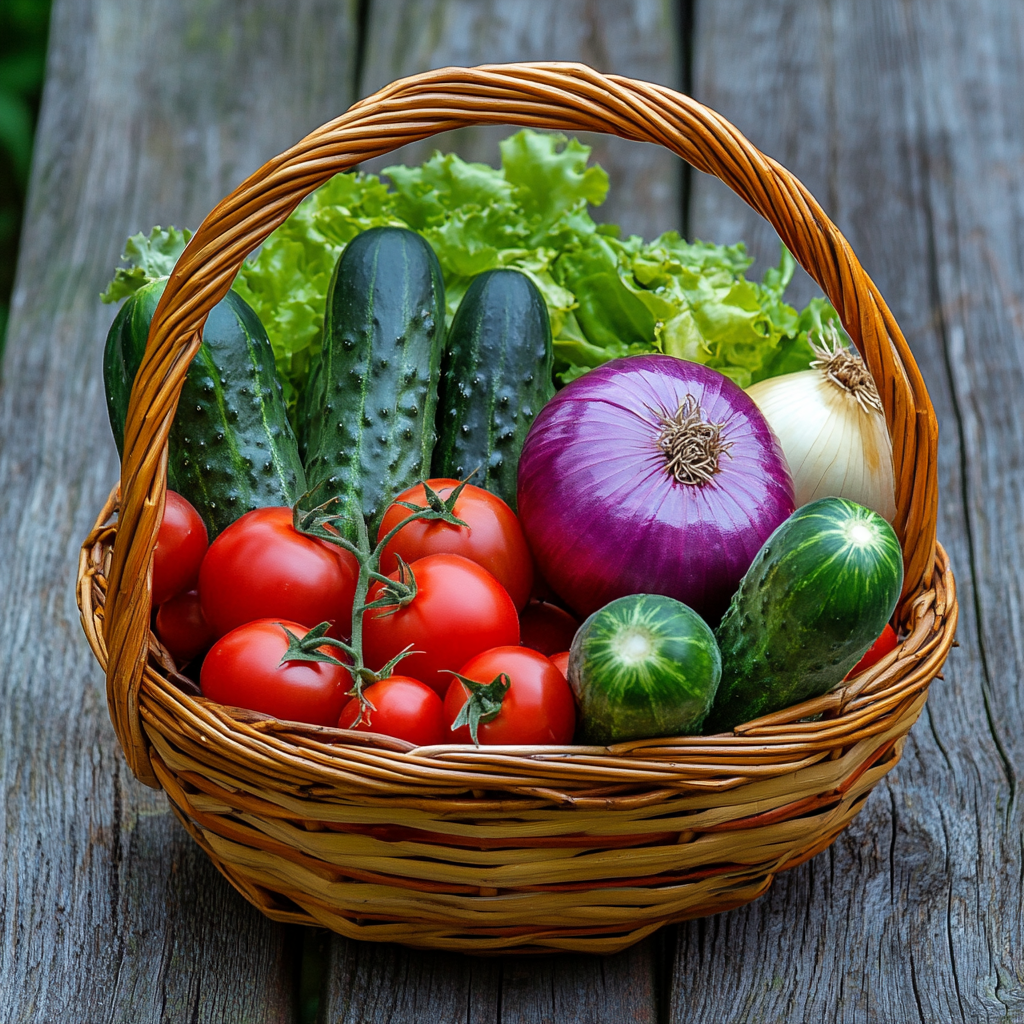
[77,63,958,955]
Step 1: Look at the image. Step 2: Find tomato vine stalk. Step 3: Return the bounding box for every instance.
[286,479,470,723]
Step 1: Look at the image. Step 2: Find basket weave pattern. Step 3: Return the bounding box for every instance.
[78,63,957,954]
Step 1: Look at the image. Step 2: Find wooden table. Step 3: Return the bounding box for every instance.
[2,1,1019,1020]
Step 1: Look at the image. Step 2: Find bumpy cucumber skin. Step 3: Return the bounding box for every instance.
[706,497,904,733]
[568,593,722,744]
[102,278,166,461]
[168,292,306,538]
[301,227,445,535]
[102,277,304,537]
[433,269,553,510]
[296,355,322,463]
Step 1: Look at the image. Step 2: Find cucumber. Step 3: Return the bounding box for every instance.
[170,293,306,537]
[300,226,445,536]
[432,269,553,510]
[705,497,904,733]
[102,278,166,462]
[568,594,722,744]
[102,278,306,537]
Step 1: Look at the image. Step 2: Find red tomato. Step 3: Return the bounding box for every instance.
[377,479,534,610]
[520,601,579,655]
[339,676,446,746]
[201,618,350,726]
[846,624,899,679]
[152,491,208,606]
[199,507,359,641]
[444,646,575,745]
[549,651,570,678]
[155,589,216,664]
[362,553,520,696]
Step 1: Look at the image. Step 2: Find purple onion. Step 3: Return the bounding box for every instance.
[517,355,795,623]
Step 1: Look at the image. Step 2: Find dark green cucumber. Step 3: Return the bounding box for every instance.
[102,278,306,537]
[706,497,904,733]
[169,292,306,536]
[432,268,553,510]
[300,226,445,535]
[568,594,721,744]
[102,278,166,461]
[295,354,322,463]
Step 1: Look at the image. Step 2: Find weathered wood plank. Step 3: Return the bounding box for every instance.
[357,0,683,241]
[673,2,1024,1021]
[0,0,360,1019]
[320,937,657,1024]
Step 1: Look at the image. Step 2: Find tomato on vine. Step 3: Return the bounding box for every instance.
[846,624,899,678]
[444,646,575,745]
[549,651,570,679]
[200,619,351,727]
[152,490,208,606]
[519,600,579,655]
[199,506,359,641]
[378,479,534,610]
[362,553,520,696]
[155,589,215,664]
[338,676,446,747]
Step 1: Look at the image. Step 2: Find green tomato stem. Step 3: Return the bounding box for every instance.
[293,477,472,720]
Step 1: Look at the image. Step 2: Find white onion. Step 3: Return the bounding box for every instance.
[745,330,896,522]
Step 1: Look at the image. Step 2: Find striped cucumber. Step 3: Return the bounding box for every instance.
[102,278,166,462]
[169,293,306,536]
[102,277,306,537]
[300,227,445,535]
[706,497,904,733]
[432,269,553,510]
[568,594,721,744]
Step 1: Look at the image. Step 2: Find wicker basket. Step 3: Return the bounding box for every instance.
[77,63,957,955]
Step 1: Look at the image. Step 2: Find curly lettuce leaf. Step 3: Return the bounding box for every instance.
[100,226,192,303]
[552,228,838,387]
[383,133,602,333]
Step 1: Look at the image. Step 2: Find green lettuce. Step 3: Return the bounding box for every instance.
[99,226,192,303]
[104,130,840,402]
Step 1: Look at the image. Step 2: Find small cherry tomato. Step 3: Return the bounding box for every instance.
[199,507,359,641]
[846,624,899,679]
[549,651,570,678]
[377,479,534,610]
[339,676,446,747]
[155,589,216,664]
[520,600,579,655]
[444,646,575,745]
[362,553,520,696]
[152,491,208,606]
[201,618,350,726]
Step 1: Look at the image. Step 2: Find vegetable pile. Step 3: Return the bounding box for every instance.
[103,130,905,749]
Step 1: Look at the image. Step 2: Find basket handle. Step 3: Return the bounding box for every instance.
[104,62,939,786]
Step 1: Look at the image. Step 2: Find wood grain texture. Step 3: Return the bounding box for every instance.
[675,2,1024,1021]
[319,935,657,1024]
[0,0,360,1019]
[356,0,682,241]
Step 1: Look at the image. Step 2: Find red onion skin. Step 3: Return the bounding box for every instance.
[516,355,795,624]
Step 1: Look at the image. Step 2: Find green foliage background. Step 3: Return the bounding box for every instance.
[0,0,52,355]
